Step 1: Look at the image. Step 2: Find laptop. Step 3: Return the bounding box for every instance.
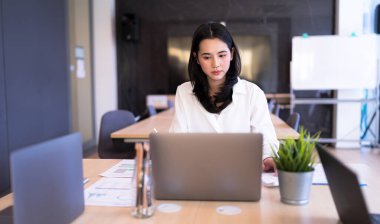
[149,133,263,201]
[10,133,84,224]
[316,144,380,224]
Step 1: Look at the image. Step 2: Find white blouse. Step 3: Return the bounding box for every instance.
[169,78,279,159]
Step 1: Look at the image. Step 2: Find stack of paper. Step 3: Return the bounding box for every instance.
[84,160,135,207]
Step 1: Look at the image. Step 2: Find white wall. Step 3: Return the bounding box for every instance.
[92,0,118,141]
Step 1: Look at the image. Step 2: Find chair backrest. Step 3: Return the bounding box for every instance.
[268,99,281,116]
[268,99,275,113]
[168,100,174,109]
[286,112,300,131]
[98,110,136,159]
[148,105,157,116]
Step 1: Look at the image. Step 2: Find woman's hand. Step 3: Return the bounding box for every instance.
[262,157,277,175]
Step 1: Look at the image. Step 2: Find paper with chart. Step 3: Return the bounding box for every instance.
[84,177,134,207]
[100,159,135,178]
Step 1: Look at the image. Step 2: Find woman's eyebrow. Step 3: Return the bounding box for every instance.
[200,50,228,56]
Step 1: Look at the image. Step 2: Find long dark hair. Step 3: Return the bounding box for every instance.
[188,22,241,113]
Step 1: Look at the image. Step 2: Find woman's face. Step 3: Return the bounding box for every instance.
[195,38,233,86]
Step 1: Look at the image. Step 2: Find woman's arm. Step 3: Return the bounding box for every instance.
[250,87,279,160]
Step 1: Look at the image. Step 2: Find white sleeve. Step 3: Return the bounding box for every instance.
[169,87,188,133]
[250,89,279,160]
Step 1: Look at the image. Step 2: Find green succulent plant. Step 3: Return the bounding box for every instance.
[272,127,320,172]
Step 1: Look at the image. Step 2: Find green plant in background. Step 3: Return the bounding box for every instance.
[272,127,320,172]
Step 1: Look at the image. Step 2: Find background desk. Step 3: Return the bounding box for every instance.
[1,149,379,223]
[111,109,300,142]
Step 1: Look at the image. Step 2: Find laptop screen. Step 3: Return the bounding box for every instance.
[10,133,84,224]
[316,144,372,224]
[150,133,263,201]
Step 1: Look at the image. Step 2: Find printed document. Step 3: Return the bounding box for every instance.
[100,159,135,178]
[85,177,134,207]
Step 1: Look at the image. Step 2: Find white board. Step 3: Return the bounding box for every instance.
[291,35,379,90]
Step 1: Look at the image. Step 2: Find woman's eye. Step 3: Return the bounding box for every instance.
[219,54,226,58]
[202,56,210,60]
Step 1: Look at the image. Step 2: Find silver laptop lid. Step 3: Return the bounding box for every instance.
[150,133,263,201]
[10,133,84,224]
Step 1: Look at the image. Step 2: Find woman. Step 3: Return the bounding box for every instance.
[169,22,279,172]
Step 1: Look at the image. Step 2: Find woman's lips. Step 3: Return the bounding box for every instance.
[211,70,222,75]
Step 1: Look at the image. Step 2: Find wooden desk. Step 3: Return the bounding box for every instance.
[111,108,300,141]
[1,149,379,223]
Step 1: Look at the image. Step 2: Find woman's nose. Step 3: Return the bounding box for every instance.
[212,57,220,68]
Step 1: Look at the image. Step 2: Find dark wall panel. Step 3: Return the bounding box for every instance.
[116,0,334,114]
[115,0,335,137]
[0,0,11,195]
[2,0,70,151]
[0,0,70,194]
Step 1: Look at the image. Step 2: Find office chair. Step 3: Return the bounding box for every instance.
[286,112,301,131]
[268,99,281,116]
[274,104,281,116]
[168,100,174,109]
[147,105,157,116]
[268,99,276,113]
[98,110,136,159]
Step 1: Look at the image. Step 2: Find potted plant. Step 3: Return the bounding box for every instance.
[272,127,320,205]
